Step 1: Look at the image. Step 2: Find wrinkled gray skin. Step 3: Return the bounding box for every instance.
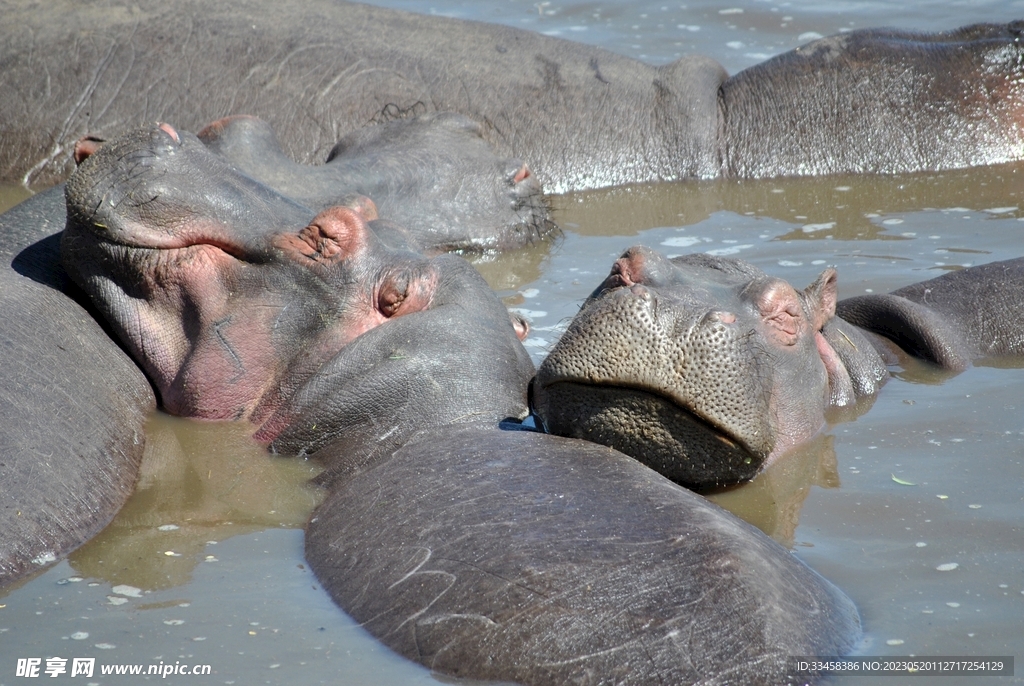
[54,124,860,683]
[0,186,155,587]
[3,0,1024,194]
[197,113,553,254]
[308,423,859,684]
[534,247,1024,490]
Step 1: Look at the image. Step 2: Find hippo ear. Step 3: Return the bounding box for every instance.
[803,268,838,331]
[73,135,106,165]
[276,206,369,264]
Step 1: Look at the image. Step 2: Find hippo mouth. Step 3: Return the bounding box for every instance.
[533,379,767,491]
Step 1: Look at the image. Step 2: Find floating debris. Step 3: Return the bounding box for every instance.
[70,632,89,640]
[891,475,916,486]
[936,563,959,572]
[111,585,142,598]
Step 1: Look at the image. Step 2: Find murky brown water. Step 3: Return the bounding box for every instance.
[3,1,1024,684]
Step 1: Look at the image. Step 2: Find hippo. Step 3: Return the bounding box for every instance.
[0,185,155,587]
[48,120,861,683]
[3,0,1024,194]
[197,113,553,253]
[533,247,1024,490]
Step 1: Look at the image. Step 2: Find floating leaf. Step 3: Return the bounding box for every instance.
[891,474,916,486]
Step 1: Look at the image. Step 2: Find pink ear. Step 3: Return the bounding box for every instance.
[73,136,105,165]
[804,268,838,330]
[275,206,370,264]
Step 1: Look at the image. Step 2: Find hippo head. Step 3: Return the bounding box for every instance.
[198,113,554,254]
[62,123,533,452]
[533,247,846,490]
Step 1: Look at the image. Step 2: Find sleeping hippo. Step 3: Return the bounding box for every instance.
[533,247,1024,490]
[3,0,1024,193]
[49,121,861,683]
[197,113,552,253]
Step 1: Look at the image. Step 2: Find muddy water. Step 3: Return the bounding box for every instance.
[3,1,1024,684]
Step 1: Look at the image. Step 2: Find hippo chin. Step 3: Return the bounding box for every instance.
[534,247,1024,490]
[56,123,861,684]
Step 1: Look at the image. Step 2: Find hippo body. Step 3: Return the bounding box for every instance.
[3,0,1024,193]
[534,248,1024,490]
[308,422,859,684]
[0,187,155,586]
[47,122,861,683]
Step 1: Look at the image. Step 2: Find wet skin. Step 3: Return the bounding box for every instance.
[48,122,861,683]
[534,247,1024,490]
[3,1,1024,193]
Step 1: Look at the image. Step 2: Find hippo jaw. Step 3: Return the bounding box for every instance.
[534,248,840,490]
[62,123,438,424]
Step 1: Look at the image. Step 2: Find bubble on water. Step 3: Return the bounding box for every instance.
[916,542,927,548]
[157,524,179,531]
[70,632,89,640]
[947,602,961,607]
[802,222,835,233]
[936,563,959,572]
[661,236,704,247]
[886,639,904,646]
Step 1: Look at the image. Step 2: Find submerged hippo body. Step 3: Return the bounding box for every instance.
[197,113,552,253]
[0,187,155,587]
[534,248,1024,489]
[3,1,1024,193]
[56,123,861,683]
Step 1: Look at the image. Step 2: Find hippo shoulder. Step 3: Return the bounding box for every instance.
[0,268,155,586]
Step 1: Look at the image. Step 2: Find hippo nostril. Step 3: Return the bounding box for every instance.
[157,123,180,144]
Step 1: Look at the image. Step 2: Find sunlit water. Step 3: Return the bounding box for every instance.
[4,1,1024,684]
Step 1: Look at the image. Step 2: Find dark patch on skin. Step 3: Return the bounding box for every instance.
[534,55,566,91]
[589,57,610,84]
[371,101,428,125]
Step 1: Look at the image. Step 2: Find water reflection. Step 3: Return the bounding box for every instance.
[67,414,323,591]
